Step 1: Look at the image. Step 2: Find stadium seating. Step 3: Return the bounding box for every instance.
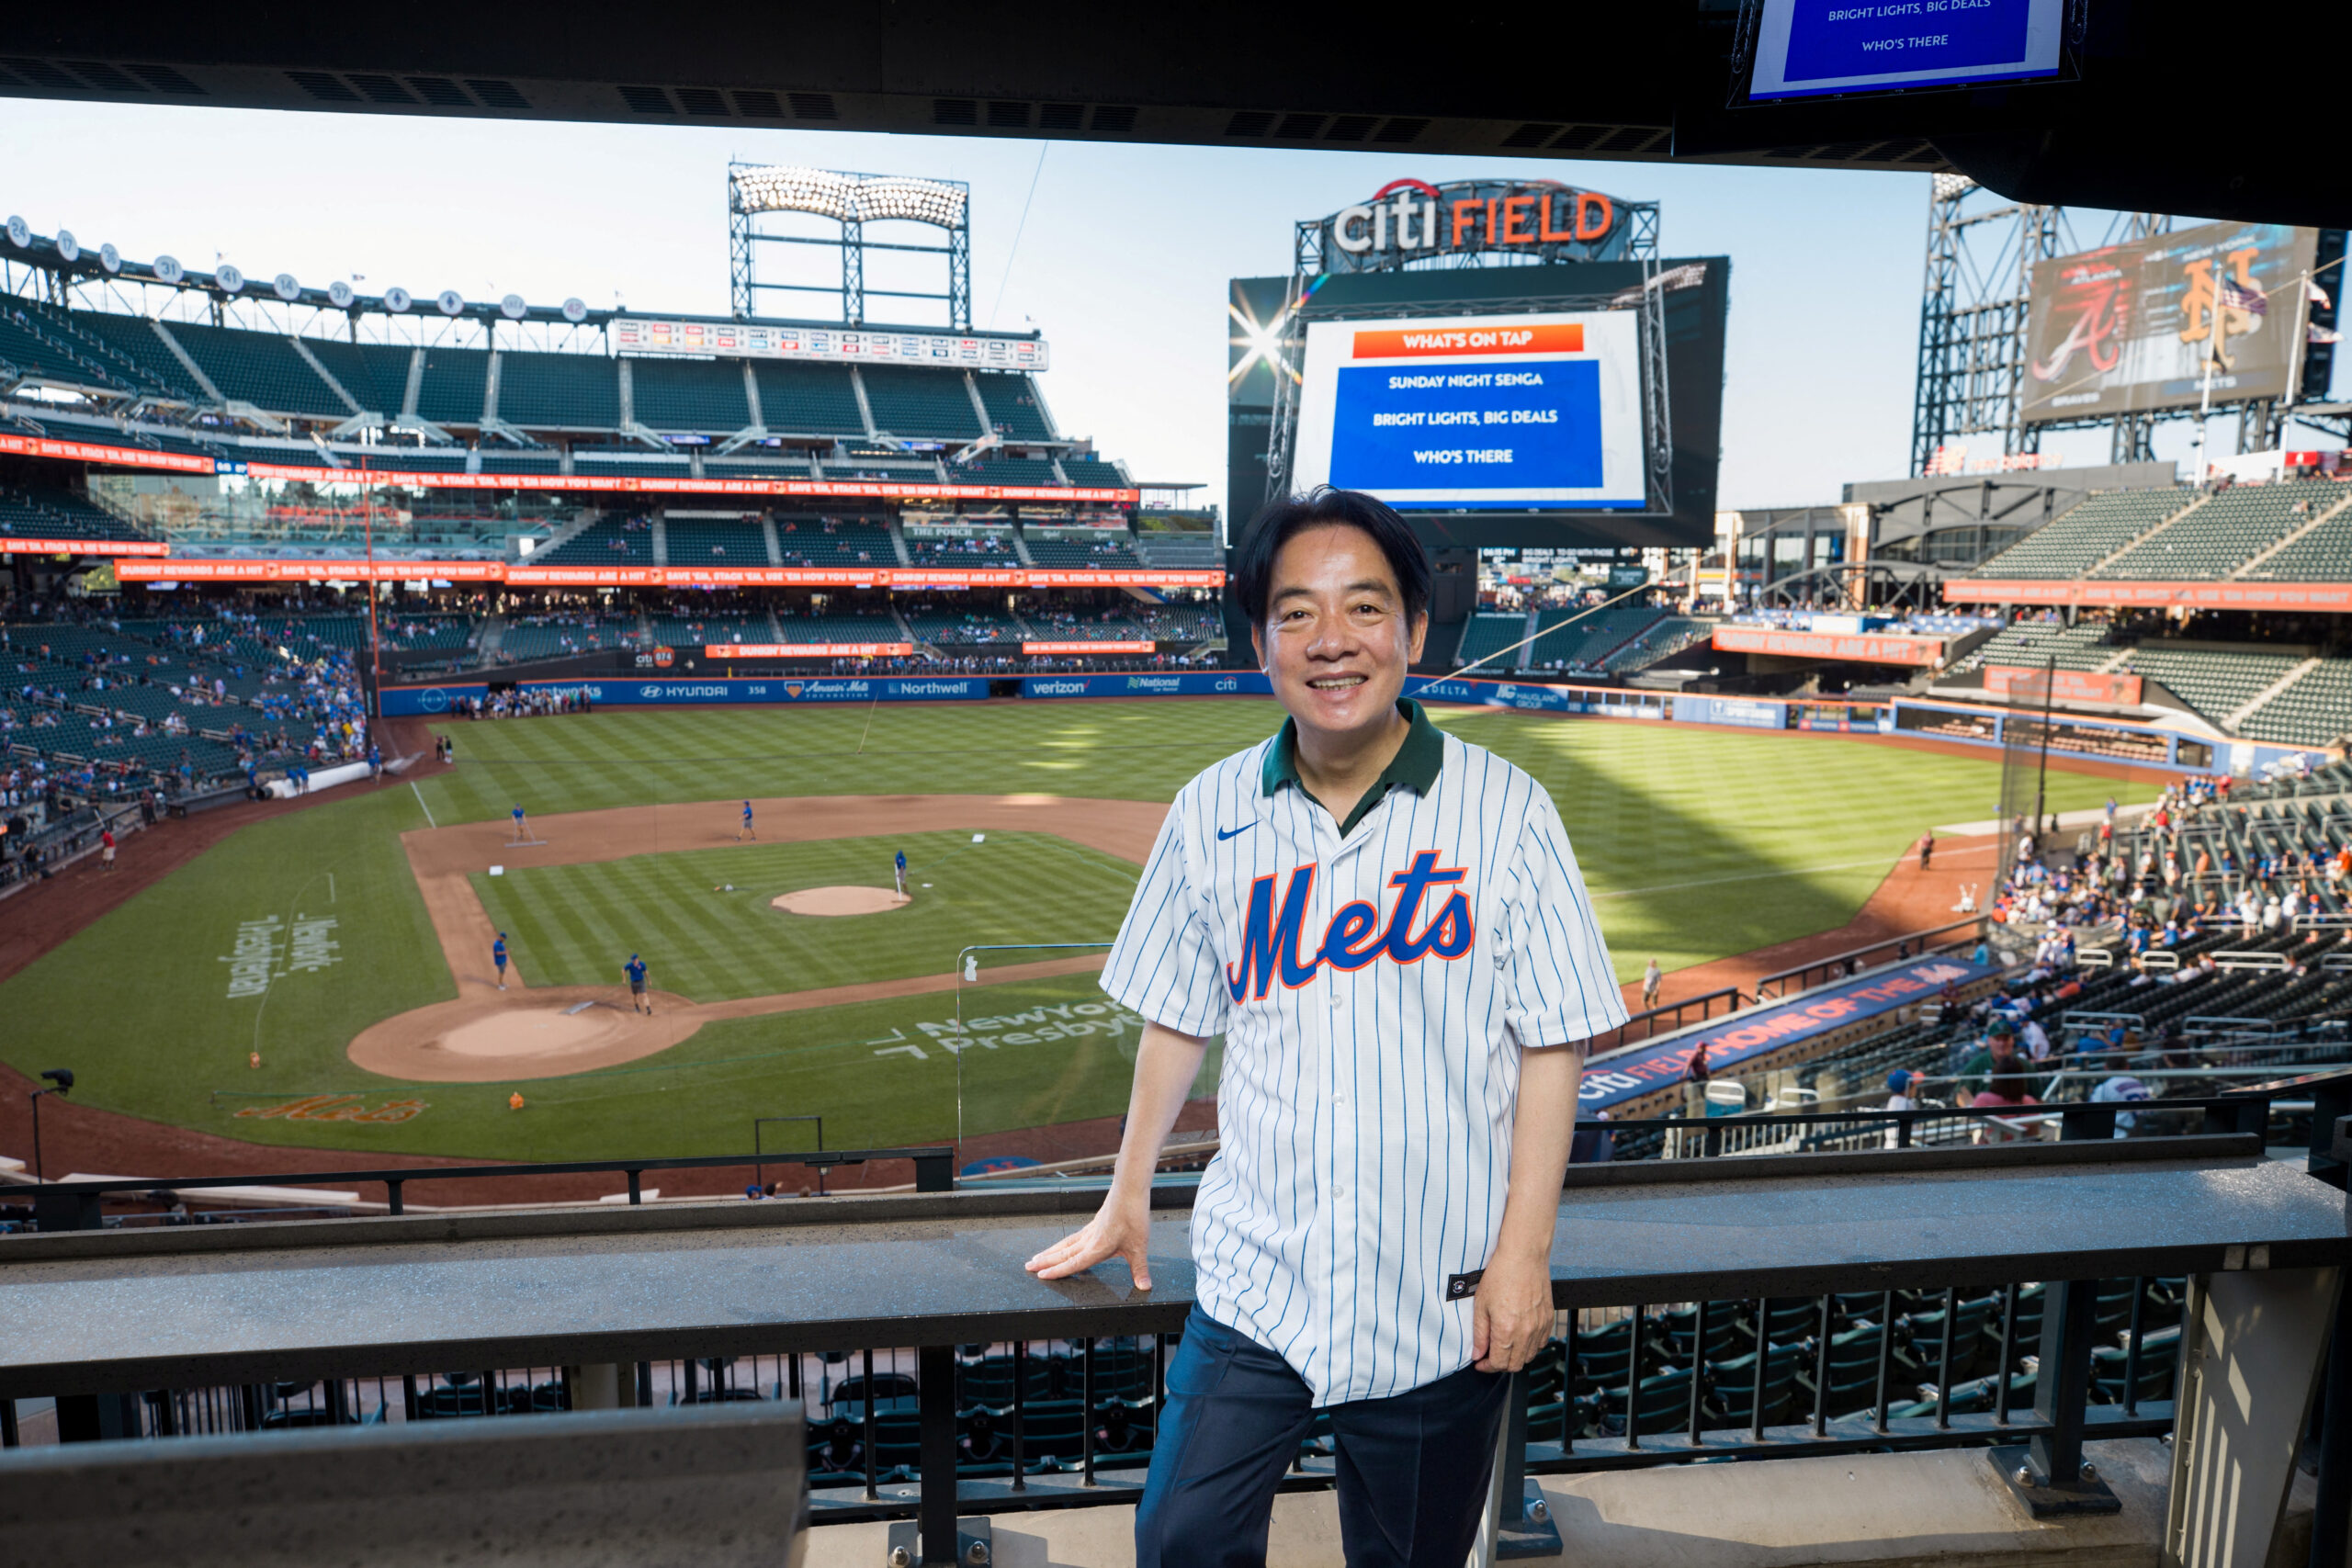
[501,616,636,660]
[574,449,692,479]
[1973,489,2193,579]
[477,453,564,476]
[751,363,867,436]
[907,609,1024,644]
[162,321,345,416]
[633,358,752,431]
[2119,647,2302,725]
[773,610,904,643]
[905,531,1020,566]
[706,454,815,479]
[1021,613,1148,641]
[773,518,893,567]
[1059,456,1127,488]
[534,515,655,565]
[2095,482,2339,579]
[664,517,769,564]
[1955,619,2115,673]
[650,611,765,648]
[2239,660,2352,747]
[973,372,1055,441]
[1132,533,1220,569]
[1132,606,1220,641]
[2239,502,2352,581]
[497,350,622,428]
[0,309,128,392]
[1024,531,1139,568]
[61,310,207,400]
[858,366,984,441]
[0,484,154,544]
[1527,606,1665,671]
[1605,616,1711,673]
[956,457,1062,487]
[413,346,491,425]
[1455,613,1533,671]
[300,338,413,415]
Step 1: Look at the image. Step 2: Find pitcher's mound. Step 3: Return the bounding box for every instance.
[772,886,911,917]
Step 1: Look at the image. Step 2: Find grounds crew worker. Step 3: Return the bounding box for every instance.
[1029,489,1623,1568]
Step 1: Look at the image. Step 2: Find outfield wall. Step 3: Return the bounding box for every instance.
[377,671,2332,777]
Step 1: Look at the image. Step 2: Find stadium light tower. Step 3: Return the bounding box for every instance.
[728,164,971,330]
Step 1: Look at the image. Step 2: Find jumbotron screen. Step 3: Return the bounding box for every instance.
[1288,310,1647,512]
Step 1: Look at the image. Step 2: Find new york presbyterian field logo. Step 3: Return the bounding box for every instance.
[1227,851,1475,1002]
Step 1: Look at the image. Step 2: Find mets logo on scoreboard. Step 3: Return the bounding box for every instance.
[1225,851,1476,1003]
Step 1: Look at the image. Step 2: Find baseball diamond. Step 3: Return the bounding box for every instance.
[0,697,2143,1175]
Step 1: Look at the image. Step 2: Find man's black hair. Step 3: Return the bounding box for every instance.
[1231,487,1431,627]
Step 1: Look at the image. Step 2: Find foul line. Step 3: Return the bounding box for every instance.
[411,781,436,828]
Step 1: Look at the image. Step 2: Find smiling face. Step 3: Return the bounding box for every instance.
[1250,523,1428,750]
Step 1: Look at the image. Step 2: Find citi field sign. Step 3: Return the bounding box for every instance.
[1313,178,1638,273]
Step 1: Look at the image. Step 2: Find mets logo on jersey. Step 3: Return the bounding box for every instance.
[1226,850,1475,1002]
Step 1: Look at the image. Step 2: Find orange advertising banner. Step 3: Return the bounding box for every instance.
[1022,640,1156,656]
[1711,626,1947,667]
[1943,580,2352,612]
[1351,323,1585,359]
[703,643,913,659]
[1984,666,2146,705]
[115,558,504,582]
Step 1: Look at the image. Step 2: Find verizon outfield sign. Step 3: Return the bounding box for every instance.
[1711,626,1948,667]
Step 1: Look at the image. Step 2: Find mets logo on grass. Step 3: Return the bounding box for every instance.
[1226,851,1475,1003]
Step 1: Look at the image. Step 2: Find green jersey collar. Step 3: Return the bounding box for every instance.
[1261,697,1445,835]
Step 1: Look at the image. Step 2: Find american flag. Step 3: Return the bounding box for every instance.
[2220,274,2267,315]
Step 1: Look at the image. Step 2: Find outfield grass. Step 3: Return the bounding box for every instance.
[0,700,2154,1163]
[470,829,1141,1001]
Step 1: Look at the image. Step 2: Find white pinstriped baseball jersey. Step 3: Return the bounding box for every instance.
[1102,699,1625,1405]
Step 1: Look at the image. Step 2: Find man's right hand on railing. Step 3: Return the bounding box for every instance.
[1023,1020,1207,1292]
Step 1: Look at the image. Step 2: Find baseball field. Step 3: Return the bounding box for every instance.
[0,696,2148,1168]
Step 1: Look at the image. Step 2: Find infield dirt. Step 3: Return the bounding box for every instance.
[357,794,1160,1080]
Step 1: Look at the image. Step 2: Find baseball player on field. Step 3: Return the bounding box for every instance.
[1027,489,1624,1568]
[739,800,756,841]
[624,953,650,1014]
[893,847,908,898]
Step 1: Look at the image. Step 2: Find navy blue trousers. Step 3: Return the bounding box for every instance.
[1136,1309,1510,1568]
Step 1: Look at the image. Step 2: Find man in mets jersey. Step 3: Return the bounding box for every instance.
[625,953,650,1014]
[1028,489,1624,1568]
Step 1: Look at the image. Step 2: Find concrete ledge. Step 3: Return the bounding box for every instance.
[801,1439,2322,1568]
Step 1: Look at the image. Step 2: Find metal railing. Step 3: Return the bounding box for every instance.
[1589,985,1746,1054]
[11,1146,955,1234]
[1752,917,1988,1000]
[4,1123,2346,1568]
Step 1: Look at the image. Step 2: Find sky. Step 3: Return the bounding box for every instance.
[0,99,2113,513]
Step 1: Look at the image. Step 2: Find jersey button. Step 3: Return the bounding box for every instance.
[1327,990,1345,1009]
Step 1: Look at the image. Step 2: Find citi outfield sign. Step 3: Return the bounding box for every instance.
[1322,178,1620,267]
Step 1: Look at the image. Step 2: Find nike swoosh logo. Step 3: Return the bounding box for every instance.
[1216,821,1259,841]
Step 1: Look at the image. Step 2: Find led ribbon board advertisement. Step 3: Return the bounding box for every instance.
[2021,221,2319,423]
[1289,312,1646,511]
[1746,0,2066,100]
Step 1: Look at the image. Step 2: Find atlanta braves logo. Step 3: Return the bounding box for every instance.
[1226,851,1476,1003]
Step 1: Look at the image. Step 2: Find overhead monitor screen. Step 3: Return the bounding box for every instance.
[1289,310,1648,511]
[1745,0,2066,101]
